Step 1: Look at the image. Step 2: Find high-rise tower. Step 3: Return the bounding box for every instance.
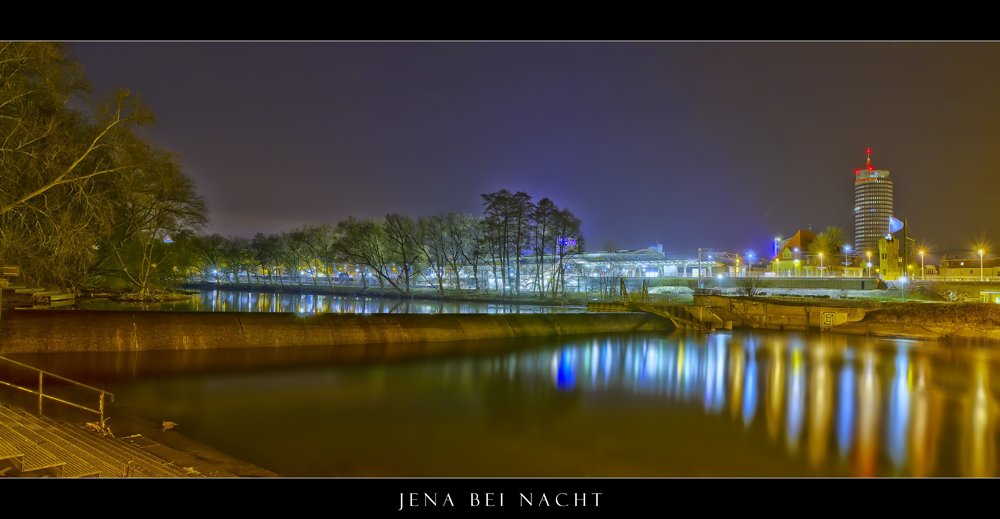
[853,148,893,258]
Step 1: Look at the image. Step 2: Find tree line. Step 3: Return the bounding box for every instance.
[190,189,585,299]
[0,42,207,294]
[1,43,584,298]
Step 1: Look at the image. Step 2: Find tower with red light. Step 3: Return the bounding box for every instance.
[853,148,893,258]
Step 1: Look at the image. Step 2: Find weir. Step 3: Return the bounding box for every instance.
[588,295,876,332]
[0,311,675,355]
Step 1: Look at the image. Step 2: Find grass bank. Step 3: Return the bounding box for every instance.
[828,302,1000,342]
[861,302,1000,329]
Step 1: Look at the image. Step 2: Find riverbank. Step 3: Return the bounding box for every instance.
[176,281,949,306]
[111,409,278,477]
[830,302,1000,341]
[0,311,673,355]
[179,281,593,307]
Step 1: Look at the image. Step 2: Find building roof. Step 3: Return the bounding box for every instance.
[772,230,816,261]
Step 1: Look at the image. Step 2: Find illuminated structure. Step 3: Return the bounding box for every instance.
[877,235,902,280]
[769,230,816,276]
[854,149,893,256]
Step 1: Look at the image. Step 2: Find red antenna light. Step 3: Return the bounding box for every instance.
[866,148,871,154]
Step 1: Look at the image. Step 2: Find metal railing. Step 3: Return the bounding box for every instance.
[0,355,114,428]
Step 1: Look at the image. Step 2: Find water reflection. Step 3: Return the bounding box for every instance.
[78,290,586,314]
[6,330,1000,476]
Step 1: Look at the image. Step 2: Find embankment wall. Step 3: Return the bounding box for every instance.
[0,311,673,355]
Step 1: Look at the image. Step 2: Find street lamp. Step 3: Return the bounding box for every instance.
[867,251,872,277]
[819,253,824,277]
[794,259,800,278]
[843,245,851,277]
[920,250,925,281]
[980,249,985,282]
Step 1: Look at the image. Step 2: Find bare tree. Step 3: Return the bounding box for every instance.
[420,215,449,297]
[95,147,207,294]
[532,198,557,298]
[551,208,583,297]
[335,217,400,292]
[1,42,158,290]
[735,274,770,299]
[384,213,424,294]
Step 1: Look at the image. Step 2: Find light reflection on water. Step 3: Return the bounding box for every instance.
[78,290,584,314]
[6,330,1000,476]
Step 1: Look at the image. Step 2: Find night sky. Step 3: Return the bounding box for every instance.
[67,42,1000,262]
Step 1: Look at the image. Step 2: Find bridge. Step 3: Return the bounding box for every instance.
[587,301,721,332]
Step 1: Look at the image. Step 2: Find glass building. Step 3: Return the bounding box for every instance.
[853,149,893,258]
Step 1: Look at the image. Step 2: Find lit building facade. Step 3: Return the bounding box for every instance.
[854,149,893,258]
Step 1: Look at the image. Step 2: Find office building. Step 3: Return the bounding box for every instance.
[854,148,893,257]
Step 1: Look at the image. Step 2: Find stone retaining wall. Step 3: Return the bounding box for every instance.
[0,311,674,355]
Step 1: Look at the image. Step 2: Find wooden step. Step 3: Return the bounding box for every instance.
[40,421,155,478]
[0,434,25,471]
[0,407,112,477]
[0,421,64,476]
[0,407,98,478]
[43,419,190,478]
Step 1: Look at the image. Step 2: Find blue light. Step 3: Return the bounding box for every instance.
[837,364,856,459]
[743,354,758,427]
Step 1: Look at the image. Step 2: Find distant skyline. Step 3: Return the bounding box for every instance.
[67,42,1000,262]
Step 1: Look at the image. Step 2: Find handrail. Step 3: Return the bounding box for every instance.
[0,355,114,429]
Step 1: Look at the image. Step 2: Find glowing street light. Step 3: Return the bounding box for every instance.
[819,253,824,277]
[867,251,872,277]
[920,250,925,281]
[794,259,800,277]
[980,249,985,282]
[843,245,851,277]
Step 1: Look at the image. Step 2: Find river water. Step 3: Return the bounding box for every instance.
[4,327,1000,476]
[77,289,584,314]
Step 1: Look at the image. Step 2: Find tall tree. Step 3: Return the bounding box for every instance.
[481,190,534,296]
[0,42,156,289]
[510,191,535,296]
[222,236,251,283]
[335,217,400,292]
[808,226,846,272]
[95,147,207,294]
[551,208,584,297]
[194,234,227,282]
[288,225,324,287]
[531,198,557,297]
[420,215,449,297]
[383,213,424,294]
[481,191,512,295]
